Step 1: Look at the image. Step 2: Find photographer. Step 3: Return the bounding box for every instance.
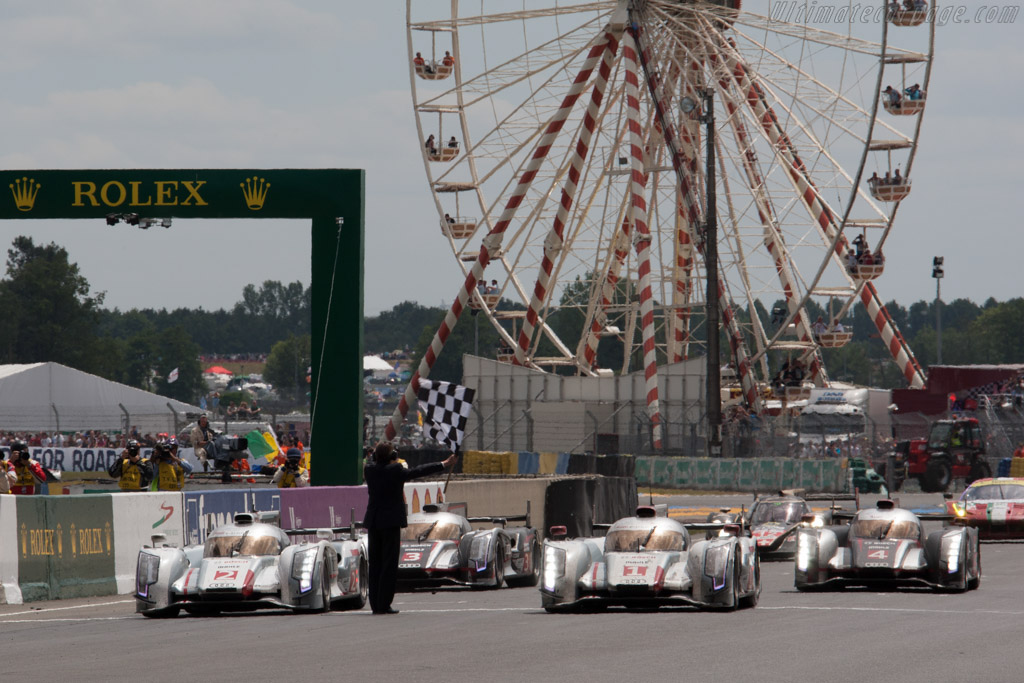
[271,448,309,488]
[9,441,46,495]
[190,414,217,473]
[108,439,154,491]
[2,445,19,494]
[153,438,191,491]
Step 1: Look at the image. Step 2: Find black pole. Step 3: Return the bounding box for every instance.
[704,90,722,458]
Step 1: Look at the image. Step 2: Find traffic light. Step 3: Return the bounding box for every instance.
[932,256,944,279]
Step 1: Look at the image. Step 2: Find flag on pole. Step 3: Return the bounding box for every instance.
[262,429,282,462]
[167,368,179,383]
[244,429,277,460]
[416,379,475,452]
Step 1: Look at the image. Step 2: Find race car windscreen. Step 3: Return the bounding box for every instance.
[850,518,920,540]
[402,521,463,542]
[204,533,283,558]
[964,484,1024,502]
[751,501,809,525]
[605,527,685,552]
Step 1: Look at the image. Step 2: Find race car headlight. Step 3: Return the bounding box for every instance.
[704,544,731,591]
[136,552,160,598]
[292,548,318,593]
[542,546,565,592]
[796,535,814,572]
[952,503,966,518]
[946,535,963,574]
[810,516,824,529]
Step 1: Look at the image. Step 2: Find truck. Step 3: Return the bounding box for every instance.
[882,417,992,493]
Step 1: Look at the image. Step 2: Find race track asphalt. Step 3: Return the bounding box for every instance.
[2,492,1021,683]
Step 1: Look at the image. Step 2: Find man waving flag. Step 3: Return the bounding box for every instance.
[416,379,475,452]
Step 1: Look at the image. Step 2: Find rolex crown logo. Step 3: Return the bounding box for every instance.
[10,177,40,212]
[240,176,270,210]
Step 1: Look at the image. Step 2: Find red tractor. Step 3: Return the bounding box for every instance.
[889,417,992,492]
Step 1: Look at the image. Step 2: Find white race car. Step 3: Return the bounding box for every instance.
[540,506,761,611]
[135,511,367,617]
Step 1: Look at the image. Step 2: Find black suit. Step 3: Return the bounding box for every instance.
[363,459,447,613]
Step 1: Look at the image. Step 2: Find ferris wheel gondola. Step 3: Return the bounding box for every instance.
[388,0,936,444]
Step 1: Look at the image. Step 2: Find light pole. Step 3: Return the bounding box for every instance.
[682,89,721,457]
[932,256,944,364]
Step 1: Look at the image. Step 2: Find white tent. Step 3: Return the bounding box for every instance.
[0,362,202,434]
[363,355,395,379]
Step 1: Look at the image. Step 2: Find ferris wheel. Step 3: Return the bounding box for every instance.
[389,0,935,443]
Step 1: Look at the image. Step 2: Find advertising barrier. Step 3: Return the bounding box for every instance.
[110,492,186,594]
[1,495,20,603]
[14,495,117,602]
[4,446,251,474]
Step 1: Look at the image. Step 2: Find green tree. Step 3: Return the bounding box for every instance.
[151,326,205,402]
[264,335,312,399]
[0,236,104,368]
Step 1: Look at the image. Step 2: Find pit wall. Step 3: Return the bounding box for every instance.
[0,475,633,605]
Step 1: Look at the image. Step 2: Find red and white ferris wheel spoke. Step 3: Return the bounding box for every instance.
[860,283,924,388]
[719,41,925,389]
[632,16,763,413]
[624,28,662,448]
[516,30,621,365]
[386,29,620,441]
[667,58,701,363]
[581,221,631,371]
[709,48,825,385]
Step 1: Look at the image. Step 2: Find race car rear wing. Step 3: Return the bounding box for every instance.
[468,500,532,529]
[286,508,362,541]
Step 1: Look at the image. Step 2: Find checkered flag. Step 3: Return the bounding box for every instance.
[417,379,475,452]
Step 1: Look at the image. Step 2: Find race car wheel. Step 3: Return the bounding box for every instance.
[968,537,982,591]
[923,459,953,493]
[340,558,369,610]
[967,460,992,484]
[508,538,541,588]
[492,543,506,589]
[318,564,332,613]
[739,555,760,609]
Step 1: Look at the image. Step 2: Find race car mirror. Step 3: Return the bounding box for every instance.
[549,525,568,538]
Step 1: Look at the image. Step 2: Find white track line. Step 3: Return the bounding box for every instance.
[1,599,133,617]
[760,605,1024,615]
[0,616,136,624]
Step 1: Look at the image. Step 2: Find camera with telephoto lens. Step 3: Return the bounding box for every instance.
[210,435,249,466]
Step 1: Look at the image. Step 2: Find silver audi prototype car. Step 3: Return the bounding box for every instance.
[795,499,981,592]
[398,503,541,589]
[540,506,761,611]
[135,511,367,617]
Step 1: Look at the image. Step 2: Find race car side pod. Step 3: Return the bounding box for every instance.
[286,508,361,541]
[468,500,531,530]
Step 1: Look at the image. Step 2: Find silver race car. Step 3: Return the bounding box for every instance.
[540,506,761,611]
[135,511,367,617]
[795,499,981,592]
[747,491,854,559]
[398,503,541,588]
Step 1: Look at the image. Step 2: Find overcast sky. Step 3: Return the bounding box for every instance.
[1,1,1020,317]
